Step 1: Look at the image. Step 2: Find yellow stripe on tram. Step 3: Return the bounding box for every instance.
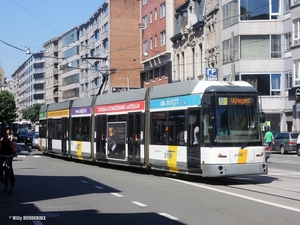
[167,146,178,173]
[238,149,248,164]
[76,141,83,160]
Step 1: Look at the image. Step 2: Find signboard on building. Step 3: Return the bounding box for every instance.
[206,68,218,81]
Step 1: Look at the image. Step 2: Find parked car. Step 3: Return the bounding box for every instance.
[271,131,299,154]
[24,131,37,145]
[17,129,28,142]
[31,133,39,149]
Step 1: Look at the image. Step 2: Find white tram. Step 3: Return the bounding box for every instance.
[39,80,267,177]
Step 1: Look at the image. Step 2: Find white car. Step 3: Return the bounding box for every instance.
[31,133,39,149]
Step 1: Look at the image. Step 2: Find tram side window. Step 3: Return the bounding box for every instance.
[151,112,167,145]
[169,110,185,146]
[151,110,185,145]
[72,117,90,141]
[48,119,62,139]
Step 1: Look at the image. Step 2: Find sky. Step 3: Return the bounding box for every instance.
[0,0,105,78]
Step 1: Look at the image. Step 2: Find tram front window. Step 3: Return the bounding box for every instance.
[208,94,262,147]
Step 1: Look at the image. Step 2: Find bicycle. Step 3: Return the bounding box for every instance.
[1,155,14,194]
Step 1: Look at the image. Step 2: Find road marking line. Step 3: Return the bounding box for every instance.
[166,178,300,213]
[111,193,123,197]
[95,186,104,189]
[159,213,179,220]
[33,155,41,158]
[132,201,147,207]
[80,180,88,184]
[17,155,26,157]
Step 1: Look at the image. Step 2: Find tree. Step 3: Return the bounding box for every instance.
[0,90,18,126]
[22,104,42,123]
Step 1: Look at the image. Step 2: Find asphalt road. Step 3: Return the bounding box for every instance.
[0,144,299,225]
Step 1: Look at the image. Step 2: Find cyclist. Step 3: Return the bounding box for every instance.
[0,133,16,186]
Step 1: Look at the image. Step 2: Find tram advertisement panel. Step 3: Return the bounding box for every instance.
[107,122,126,160]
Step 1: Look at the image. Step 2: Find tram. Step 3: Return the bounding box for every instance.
[39,80,268,177]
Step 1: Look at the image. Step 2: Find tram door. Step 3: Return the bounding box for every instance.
[61,117,68,154]
[128,113,141,163]
[95,115,107,160]
[47,119,53,152]
[187,108,201,168]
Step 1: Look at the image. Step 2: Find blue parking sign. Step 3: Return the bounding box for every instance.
[206,68,218,81]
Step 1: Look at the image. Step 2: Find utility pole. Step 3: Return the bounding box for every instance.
[230,31,235,82]
[82,57,116,96]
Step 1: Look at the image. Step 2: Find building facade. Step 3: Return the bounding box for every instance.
[288,0,300,130]
[169,0,300,133]
[10,52,45,120]
[140,0,186,87]
[43,0,141,103]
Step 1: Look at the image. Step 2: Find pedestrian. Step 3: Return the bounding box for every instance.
[264,127,274,147]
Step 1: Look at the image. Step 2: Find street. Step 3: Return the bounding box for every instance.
[0,144,300,225]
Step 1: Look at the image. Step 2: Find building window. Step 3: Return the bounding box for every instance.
[285,33,291,51]
[223,39,231,63]
[285,71,292,89]
[241,74,281,96]
[240,0,280,20]
[154,35,157,47]
[293,19,300,45]
[223,1,238,28]
[284,0,291,13]
[222,36,239,64]
[160,31,166,46]
[150,11,153,23]
[154,8,158,20]
[103,22,109,33]
[143,0,148,5]
[271,35,281,58]
[146,72,150,83]
[295,60,300,85]
[160,3,166,18]
[240,35,281,59]
[271,74,281,95]
[143,15,148,29]
[293,0,300,6]
[143,40,148,55]
[103,39,108,50]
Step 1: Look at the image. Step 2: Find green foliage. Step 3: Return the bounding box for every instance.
[22,104,42,123]
[0,90,18,125]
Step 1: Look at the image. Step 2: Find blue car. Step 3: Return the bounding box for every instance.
[24,131,37,145]
[17,129,28,142]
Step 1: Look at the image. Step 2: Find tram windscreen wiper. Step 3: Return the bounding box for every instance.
[240,127,257,149]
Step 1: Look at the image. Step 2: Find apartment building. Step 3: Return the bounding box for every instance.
[43,37,62,103]
[140,0,186,87]
[170,0,206,82]
[288,1,300,130]
[43,0,141,103]
[10,52,45,120]
[170,0,299,132]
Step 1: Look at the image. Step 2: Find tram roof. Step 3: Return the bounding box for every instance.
[72,96,94,108]
[149,80,256,99]
[47,100,71,111]
[95,88,147,105]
